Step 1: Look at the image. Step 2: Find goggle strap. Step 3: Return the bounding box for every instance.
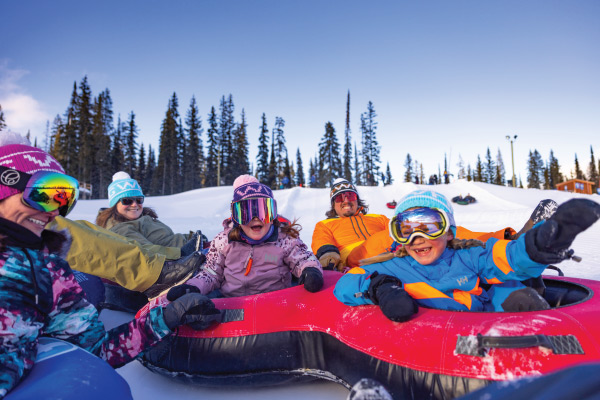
[0,166,31,191]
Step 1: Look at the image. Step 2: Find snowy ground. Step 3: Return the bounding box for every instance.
[68,180,600,399]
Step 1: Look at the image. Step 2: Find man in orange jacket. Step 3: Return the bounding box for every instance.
[312,178,556,271]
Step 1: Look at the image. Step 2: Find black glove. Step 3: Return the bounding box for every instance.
[166,284,201,301]
[525,199,600,264]
[298,267,324,293]
[180,232,201,257]
[367,272,418,322]
[501,287,550,312]
[163,293,222,330]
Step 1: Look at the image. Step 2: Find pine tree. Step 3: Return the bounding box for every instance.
[145,145,156,194]
[495,149,506,185]
[60,82,79,177]
[353,144,361,186]
[404,154,413,182]
[484,148,495,184]
[256,113,270,183]
[385,163,393,185]
[124,111,138,177]
[574,154,584,180]
[267,125,277,189]
[360,101,380,186]
[466,165,472,182]
[542,162,551,189]
[475,155,484,182]
[218,95,236,185]
[527,150,544,189]
[456,155,466,180]
[587,146,599,189]
[137,144,146,188]
[153,93,180,195]
[308,158,316,188]
[76,76,94,183]
[0,104,6,131]
[111,115,125,175]
[183,96,204,190]
[49,115,65,163]
[548,150,562,189]
[231,109,250,179]
[342,91,353,181]
[318,121,342,187]
[273,117,288,187]
[295,148,305,186]
[89,90,113,198]
[204,107,219,187]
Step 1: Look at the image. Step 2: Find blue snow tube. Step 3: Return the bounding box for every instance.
[5,338,132,400]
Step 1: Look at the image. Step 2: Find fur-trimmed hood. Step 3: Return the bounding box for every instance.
[0,228,71,258]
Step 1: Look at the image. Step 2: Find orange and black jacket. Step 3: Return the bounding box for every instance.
[311,211,389,265]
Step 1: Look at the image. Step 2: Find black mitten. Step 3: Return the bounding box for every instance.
[163,293,222,330]
[298,267,324,293]
[166,284,201,301]
[525,199,600,264]
[367,272,418,322]
[501,287,550,312]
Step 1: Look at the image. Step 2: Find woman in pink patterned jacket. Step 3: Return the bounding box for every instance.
[186,175,323,297]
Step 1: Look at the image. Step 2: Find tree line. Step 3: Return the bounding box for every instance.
[402,145,599,191]
[1,81,598,195]
[0,79,388,199]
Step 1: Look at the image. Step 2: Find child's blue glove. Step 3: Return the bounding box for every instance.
[299,267,324,293]
[367,272,418,322]
[525,199,600,264]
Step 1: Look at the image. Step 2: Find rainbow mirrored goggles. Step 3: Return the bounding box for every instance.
[389,207,450,244]
[0,166,79,217]
[231,197,277,226]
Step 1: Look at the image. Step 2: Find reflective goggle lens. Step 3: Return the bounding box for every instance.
[22,171,79,217]
[121,197,144,206]
[231,197,277,225]
[389,207,449,244]
[333,192,358,203]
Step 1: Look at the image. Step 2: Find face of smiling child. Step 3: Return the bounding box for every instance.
[240,217,273,240]
[403,231,453,265]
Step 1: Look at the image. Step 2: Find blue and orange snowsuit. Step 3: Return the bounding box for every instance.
[334,235,546,312]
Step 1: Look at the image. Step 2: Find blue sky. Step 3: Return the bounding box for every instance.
[1,1,599,185]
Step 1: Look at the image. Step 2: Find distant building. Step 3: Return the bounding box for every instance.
[555,179,595,195]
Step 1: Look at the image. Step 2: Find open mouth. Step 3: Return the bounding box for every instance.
[27,217,47,227]
[411,247,432,256]
[249,223,264,232]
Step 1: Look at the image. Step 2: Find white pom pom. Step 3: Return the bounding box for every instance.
[112,171,131,181]
[0,131,31,147]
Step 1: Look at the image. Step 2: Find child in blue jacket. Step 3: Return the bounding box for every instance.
[334,190,600,322]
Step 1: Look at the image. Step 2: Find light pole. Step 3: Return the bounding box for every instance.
[505,135,517,187]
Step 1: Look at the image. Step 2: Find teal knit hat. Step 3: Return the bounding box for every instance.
[394,190,456,236]
[108,171,144,207]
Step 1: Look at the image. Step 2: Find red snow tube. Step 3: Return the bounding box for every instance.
[137,271,600,399]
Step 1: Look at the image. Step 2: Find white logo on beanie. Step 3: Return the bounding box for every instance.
[0,170,21,186]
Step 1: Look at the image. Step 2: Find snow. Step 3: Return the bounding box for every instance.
[66,180,600,399]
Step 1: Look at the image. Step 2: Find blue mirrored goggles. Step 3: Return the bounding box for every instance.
[389,207,450,244]
[231,197,277,226]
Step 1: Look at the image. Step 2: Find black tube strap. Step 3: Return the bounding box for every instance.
[456,334,584,357]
